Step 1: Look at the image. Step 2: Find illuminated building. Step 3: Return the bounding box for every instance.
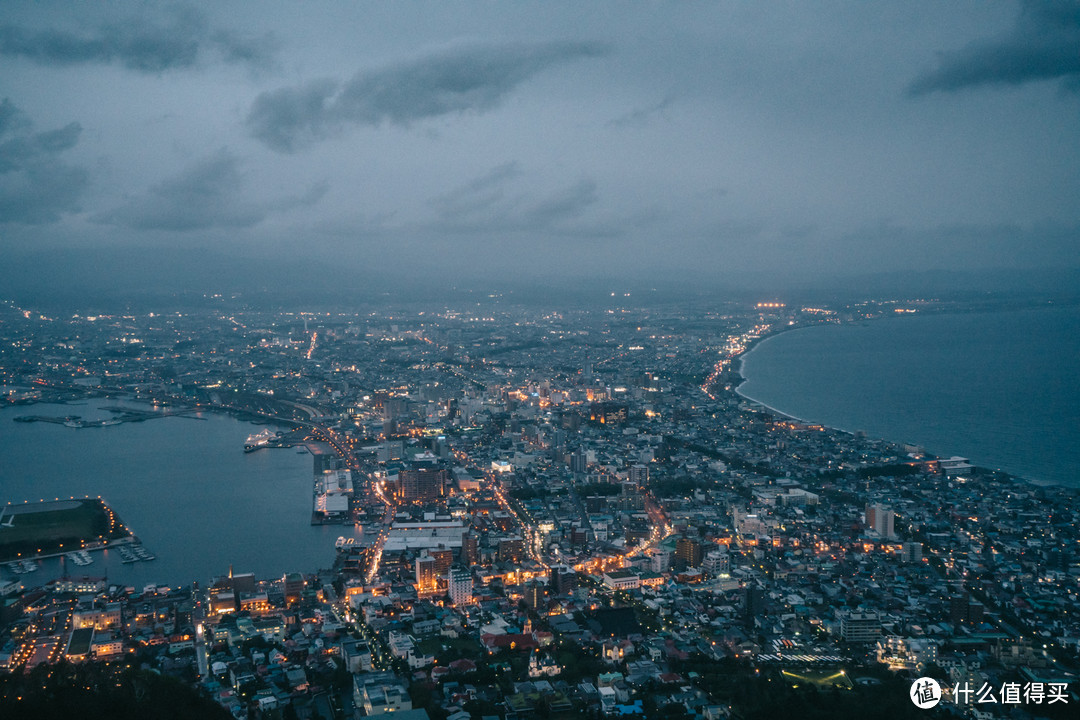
[429,547,453,576]
[448,566,473,605]
[208,567,256,615]
[950,594,984,626]
[548,564,577,596]
[415,553,438,594]
[589,402,628,425]
[901,542,922,563]
[283,572,305,605]
[701,548,730,577]
[877,636,938,671]
[498,537,525,563]
[353,672,413,716]
[523,579,545,609]
[939,456,974,476]
[528,649,562,677]
[838,610,881,643]
[675,537,703,569]
[240,593,270,613]
[314,469,354,521]
[462,532,479,565]
[50,577,106,594]
[72,603,122,631]
[602,570,640,591]
[395,464,447,502]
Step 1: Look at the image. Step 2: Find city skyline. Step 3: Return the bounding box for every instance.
[1,296,1077,717]
[3,6,1079,712]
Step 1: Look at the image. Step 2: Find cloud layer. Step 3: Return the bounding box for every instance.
[0,5,278,72]
[0,98,87,224]
[248,40,607,152]
[909,0,1080,94]
[94,150,323,231]
[429,163,603,236]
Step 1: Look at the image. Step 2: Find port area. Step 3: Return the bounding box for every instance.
[308,443,359,526]
[13,404,205,428]
[0,498,133,563]
[243,426,309,452]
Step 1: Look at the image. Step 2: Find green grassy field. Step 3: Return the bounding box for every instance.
[0,499,124,560]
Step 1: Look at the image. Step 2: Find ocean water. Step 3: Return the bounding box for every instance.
[737,304,1080,487]
[0,399,353,588]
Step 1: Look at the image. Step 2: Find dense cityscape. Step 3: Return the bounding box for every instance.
[0,296,1076,719]
[2,0,1079,717]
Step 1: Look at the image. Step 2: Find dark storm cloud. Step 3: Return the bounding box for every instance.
[0,97,26,135]
[208,28,280,70]
[245,79,340,153]
[908,0,1080,94]
[0,98,87,224]
[247,40,608,152]
[524,179,599,228]
[0,120,81,173]
[94,150,323,231]
[430,165,607,238]
[0,5,278,72]
[431,162,522,220]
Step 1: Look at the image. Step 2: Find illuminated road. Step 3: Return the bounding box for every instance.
[700,323,772,399]
[364,478,397,583]
[308,424,360,471]
[195,623,209,679]
[491,477,549,570]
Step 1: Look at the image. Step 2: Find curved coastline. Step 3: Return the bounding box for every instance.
[728,316,1063,487]
[733,324,862,433]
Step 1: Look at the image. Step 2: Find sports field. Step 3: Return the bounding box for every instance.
[781,668,855,690]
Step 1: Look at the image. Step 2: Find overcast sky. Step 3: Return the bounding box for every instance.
[1,1,1078,297]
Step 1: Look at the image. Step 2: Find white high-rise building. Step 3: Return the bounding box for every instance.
[865,504,896,540]
[447,567,473,605]
[702,548,730,577]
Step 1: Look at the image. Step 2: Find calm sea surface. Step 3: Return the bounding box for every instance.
[737,305,1080,487]
[0,400,352,588]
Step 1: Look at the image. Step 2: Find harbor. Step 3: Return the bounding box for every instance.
[1,398,338,588]
[243,426,309,452]
[4,559,39,576]
[115,542,156,564]
[64,550,94,566]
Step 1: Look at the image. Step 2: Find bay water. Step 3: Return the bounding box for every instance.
[737,304,1080,487]
[0,399,351,589]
